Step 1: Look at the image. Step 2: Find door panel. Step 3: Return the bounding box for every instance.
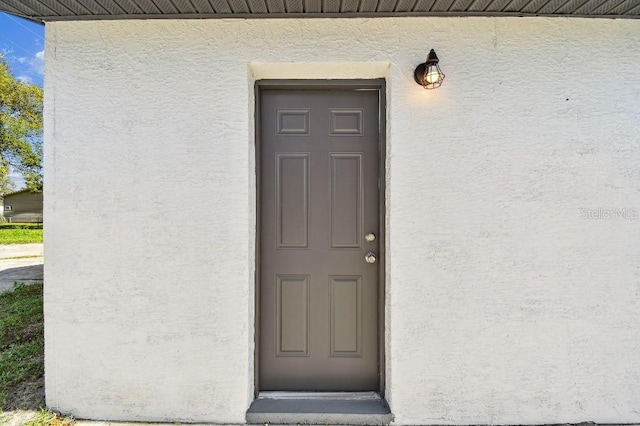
[276,274,309,356]
[330,154,363,249]
[276,154,309,248]
[260,88,380,391]
[330,275,362,356]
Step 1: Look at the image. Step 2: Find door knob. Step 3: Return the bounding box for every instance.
[365,232,376,242]
[364,252,377,264]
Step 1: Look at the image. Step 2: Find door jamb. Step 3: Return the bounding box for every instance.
[253,79,387,397]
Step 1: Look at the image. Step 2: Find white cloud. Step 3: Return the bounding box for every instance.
[17,57,27,64]
[8,166,26,190]
[16,75,33,84]
[31,50,44,76]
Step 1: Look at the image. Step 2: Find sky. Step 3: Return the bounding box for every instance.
[0,12,45,86]
[0,12,45,190]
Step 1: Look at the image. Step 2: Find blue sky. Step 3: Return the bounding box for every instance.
[0,12,45,87]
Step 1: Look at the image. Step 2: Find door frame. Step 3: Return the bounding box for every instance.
[253,79,387,396]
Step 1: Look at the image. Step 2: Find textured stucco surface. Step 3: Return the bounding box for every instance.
[44,17,640,424]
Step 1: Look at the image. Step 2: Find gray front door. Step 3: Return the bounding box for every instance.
[259,87,381,391]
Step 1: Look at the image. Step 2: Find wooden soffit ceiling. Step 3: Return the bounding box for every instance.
[0,0,639,22]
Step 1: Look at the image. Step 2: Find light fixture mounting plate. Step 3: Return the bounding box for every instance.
[414,63,428,85]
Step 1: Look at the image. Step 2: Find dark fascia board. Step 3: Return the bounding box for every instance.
[1,0,639,22]
[7,11,640,23]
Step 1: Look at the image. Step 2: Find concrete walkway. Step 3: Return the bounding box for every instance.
[0,243,43,294]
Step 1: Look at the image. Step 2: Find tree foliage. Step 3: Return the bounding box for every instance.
[0,56,43,195]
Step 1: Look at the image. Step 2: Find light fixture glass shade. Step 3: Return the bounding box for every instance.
[425,68,441,84]
[414,49,445,89]
[422,63,444,88]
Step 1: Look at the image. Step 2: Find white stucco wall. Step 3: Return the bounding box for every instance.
[44,17,640,424]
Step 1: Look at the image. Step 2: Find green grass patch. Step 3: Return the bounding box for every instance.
[0,282,45,411]
[0,224,43,230]
[0,227,43,244]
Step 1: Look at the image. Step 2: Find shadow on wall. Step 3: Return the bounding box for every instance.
[0,265,44,294]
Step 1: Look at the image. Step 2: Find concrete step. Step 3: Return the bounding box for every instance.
[246,392,392,425]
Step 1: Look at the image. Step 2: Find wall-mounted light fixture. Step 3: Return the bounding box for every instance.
[414,49,445,89]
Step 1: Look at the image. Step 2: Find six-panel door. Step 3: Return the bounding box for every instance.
[260,89,380,391]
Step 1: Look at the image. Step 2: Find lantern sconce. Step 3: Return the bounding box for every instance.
[414,49,445,89]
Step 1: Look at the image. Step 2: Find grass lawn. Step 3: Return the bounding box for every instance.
[0,224,43,245]
[0,282,45,411]
[0,283,74,425]
[0,284,74,426]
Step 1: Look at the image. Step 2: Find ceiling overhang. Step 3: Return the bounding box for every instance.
[1,0,639,22]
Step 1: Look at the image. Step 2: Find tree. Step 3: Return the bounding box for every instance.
[0,55,43,195]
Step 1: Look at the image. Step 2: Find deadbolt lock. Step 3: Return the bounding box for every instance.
[365,232,376,242]
[365,252,377,264]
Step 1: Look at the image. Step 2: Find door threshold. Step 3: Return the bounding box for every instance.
[247,392,392,425]
[258,391,382,400]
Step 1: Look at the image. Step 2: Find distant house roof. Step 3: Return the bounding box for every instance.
[2,189,39,198]
[0,0,638,22]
